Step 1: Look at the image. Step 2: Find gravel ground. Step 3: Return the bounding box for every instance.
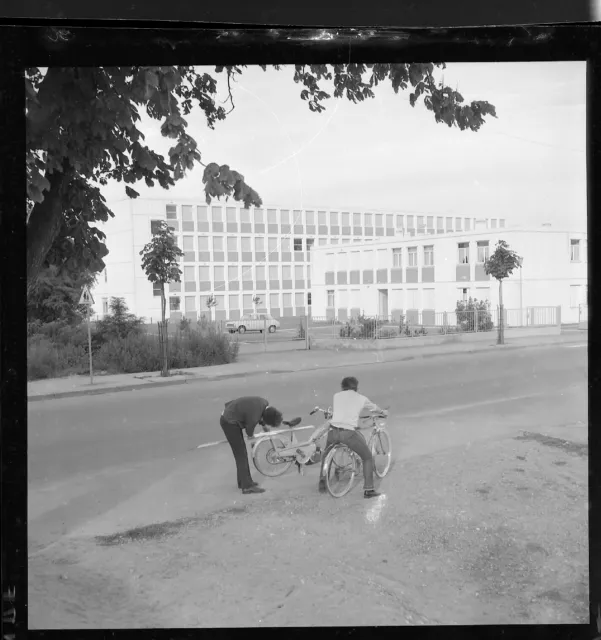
[29,430,588,628]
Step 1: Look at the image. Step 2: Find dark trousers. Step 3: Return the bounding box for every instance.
[220,416,254,490]
[320,426,375,491]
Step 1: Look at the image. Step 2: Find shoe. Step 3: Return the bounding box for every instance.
[238,481,259,489]
[242,485,265,494]
[364,489,381,499]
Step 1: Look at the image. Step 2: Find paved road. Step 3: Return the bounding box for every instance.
[28,342,587,554]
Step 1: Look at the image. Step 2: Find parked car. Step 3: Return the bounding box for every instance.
[226,313,280,334]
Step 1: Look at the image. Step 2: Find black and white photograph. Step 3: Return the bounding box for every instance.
[24,35,589,629]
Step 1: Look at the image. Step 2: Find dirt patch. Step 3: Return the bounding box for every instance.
[29,434,588,628]
[515,432,588,457]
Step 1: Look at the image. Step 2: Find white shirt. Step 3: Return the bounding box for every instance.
[330,390,380,431]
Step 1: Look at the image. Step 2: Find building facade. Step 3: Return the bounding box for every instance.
[91,197,506,322]
[310,227,588,324]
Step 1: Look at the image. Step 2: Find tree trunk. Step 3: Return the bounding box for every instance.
[498,279,504,345]
[160,283,169,377]
[26,168,71,293]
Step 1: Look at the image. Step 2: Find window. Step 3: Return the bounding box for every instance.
[269,265,279,280]
[198,236,209,251]
[306,238,314,252]
[307,266,311,281]
[282,265,292,280]
[293,210,303,226]
[465,218,471,231]
[184,266,195,282]
[364,213,372,227]
[102,298,108,315]
[375,214,383,228]
[477,241,489,263]
[570,285,581,308]
[255,237,265,252]
[278,209,289,224]
[446,217,453,231]
[396,214,404,229]
[283,293,292,307]
[460,287,468,302]
[318,238,327,246]
[458,242,470,264]
[327,290,335,307]
[306,211,315,225]
[331,238,339,245]
[182,205,193,221]
[243,294,253,308]
[196,206,208,223]
[241,236,251,252]
[254,208,264,223]
[571,239,581,262]
[229,294,239,309]
[330,211,338,226]
[491,219,497,229]
[423,288,435,309]
[242,265,252,281]
[185,296,196,312]
[455,217,462,231]
[386,215,394,229]
[318,211,327,225]
[407,289,420,308]
[424,245,434,266]
[240,208,250,223]
[294,238,303,251]
[350,289,360,308]
[427,216,434,229]
[267,208,277,224]
[214,295,224,309]
[408,247,418,267]
[437,217,444,230]
[166,204,177,219]
[407,215,414,230]
[338,289,348,308]
[295,292,304,307]
[153,282,161,297]
[362,250,374,269]
[295,265,304,279]
[214,266,225,281]
[307,292,312,306]
[183,236,194,251]
[228,266,239,282]
[499,219,505,228]
[170,297,181,311]
[151,219,162,234]
[417,216,425,230]
[339,212,349,227]
[199,266,210,281]
[268,237,278,253]
[211,206,222,222]
[353,212,362,226]
[281,237,291,252]
[104,268,107,283]
[256,265,266,281]
[213,236,223,252]
[392,248,402,268]
[269,292,280,309]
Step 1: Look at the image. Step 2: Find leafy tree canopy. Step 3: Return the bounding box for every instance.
[139,221,184,286]
[484,240,523,281]
[26,63,497,290]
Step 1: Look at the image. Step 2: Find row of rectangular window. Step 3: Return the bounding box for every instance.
[172,265,311,281]
[164,204,504,231]
[174,233,315,253]
[325,287,491,309]
[166,292,309,312]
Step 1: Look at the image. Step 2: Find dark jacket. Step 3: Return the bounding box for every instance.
[222,396,269,438]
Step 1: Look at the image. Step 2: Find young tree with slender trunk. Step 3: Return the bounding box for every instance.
[484,240,523,345]
[140,221,183,376]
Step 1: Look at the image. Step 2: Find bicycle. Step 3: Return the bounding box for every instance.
[250,406,333,478]
[322,409,392,498]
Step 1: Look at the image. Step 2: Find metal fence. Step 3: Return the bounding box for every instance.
[309,306,559,341]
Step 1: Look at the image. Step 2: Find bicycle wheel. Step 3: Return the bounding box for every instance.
[324,445,357,498]
[370,429,392,478]
[252,437,294,477]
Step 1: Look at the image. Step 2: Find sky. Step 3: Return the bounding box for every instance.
[101,61,587,230]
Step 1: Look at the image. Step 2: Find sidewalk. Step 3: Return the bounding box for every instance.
[27,331,586,402]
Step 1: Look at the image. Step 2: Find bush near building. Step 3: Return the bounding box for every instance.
[27,298,239,380]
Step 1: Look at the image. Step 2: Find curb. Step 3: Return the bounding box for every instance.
[27,337,586,402]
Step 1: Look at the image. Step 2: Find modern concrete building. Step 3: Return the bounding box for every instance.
[310,226,588,325]
[91,197,506,323]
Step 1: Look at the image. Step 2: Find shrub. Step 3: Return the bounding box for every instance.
[27,335,88,380]
[378,327,397,339]
[95,297,145,341]
[455,297,494,332]
[297,318,306,340]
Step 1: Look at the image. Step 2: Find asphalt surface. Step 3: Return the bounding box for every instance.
[28,342,587,556]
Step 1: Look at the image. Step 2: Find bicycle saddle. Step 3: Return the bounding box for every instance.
[283,417,302,427]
